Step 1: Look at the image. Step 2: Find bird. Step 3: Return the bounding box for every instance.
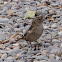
[22,16,44,50]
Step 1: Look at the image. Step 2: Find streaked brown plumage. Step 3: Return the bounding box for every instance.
[22,16,44,50]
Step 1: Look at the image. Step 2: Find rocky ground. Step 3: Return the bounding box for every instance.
[0,0,62,62]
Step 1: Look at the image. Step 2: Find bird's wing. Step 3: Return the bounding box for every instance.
[22,25,34,39]
[28,18,36,30]
[24,27,34,36]
[22,18,36,39]
[28,22,34,30]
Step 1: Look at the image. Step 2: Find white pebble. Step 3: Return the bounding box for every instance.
[60,43,62,47]
[58,31,62,36]
[43,25,49,29]
[51,23,57,28]
[1,53,7,59]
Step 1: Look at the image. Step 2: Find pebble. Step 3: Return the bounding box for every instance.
[60,43,62,47]
[52,39,61,42]
[51,23,57,28]
[33,60,48,62]
[48,54,55,58]
[18,54,27,59]
[36,55,48,60]
[0,50,8,54]
[58,31,62,36]
[0,53,2,58]
[43,25,49,29]
[29,6,37,11]
[56,56,60,61]
[50,48,61,55]
[0,18,9,23]
[48,58,59,62]
[1,53,7,60]
[0,44,5,49]
[8,47,20,56]
[4,56,15,62]
[0,59,3,62]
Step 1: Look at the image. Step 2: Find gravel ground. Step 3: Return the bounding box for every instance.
[0,0,62,62]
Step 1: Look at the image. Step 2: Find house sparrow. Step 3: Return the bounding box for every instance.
[22,16,44,50]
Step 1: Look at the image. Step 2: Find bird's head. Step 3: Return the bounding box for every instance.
[33,16,44,25]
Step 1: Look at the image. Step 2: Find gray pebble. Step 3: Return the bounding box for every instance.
[4,56,15,62]
[36,55,48,60]
[1,53,7,60]
[0,59,3,62]
[0,18,9,23]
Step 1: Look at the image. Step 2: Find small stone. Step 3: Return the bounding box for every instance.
[0,18,9,23]
[18,59,27,62]
[58,31,62,36]
[11,4,20,10]
[43,25,49,29]
[6,9,14,15]
[36,55,48,60]
[14,28,21,32]
[5,56,15,62]
[58,27,62,31]
[54,51,62,56]
[8,47,20,56]
[1,53,7,59]
[0,53,2,58]
[41,50,47,55]
[19,41,28,47]
[34,60,48,62]
[53,43,60,47]
[52,39,60,42]
[0,59,3,62]
[0,35,6,41]
[48,10,55,14]
[51,32,56,38]
[48,58,59,62]
[29,6,37,11]
[13,53,20,59]
[13,43,19,46]
[8,28,14,32]
[18,54,27,59]
[50,48,61,56]
[60,43,62,47]
[51,23,57,28]
[33,60,39,62]
[49,54,55,58]
[13,0,19,2]
[56,56,60,61]
[0,44,5,49]
[0,50,8,53]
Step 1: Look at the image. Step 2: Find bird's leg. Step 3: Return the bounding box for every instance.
[36,42,39,50]
[34,41,39,51]
[29,42,32,50]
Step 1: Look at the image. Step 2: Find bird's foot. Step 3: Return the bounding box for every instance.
[34,45,39,51]
[34,42,39,51]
